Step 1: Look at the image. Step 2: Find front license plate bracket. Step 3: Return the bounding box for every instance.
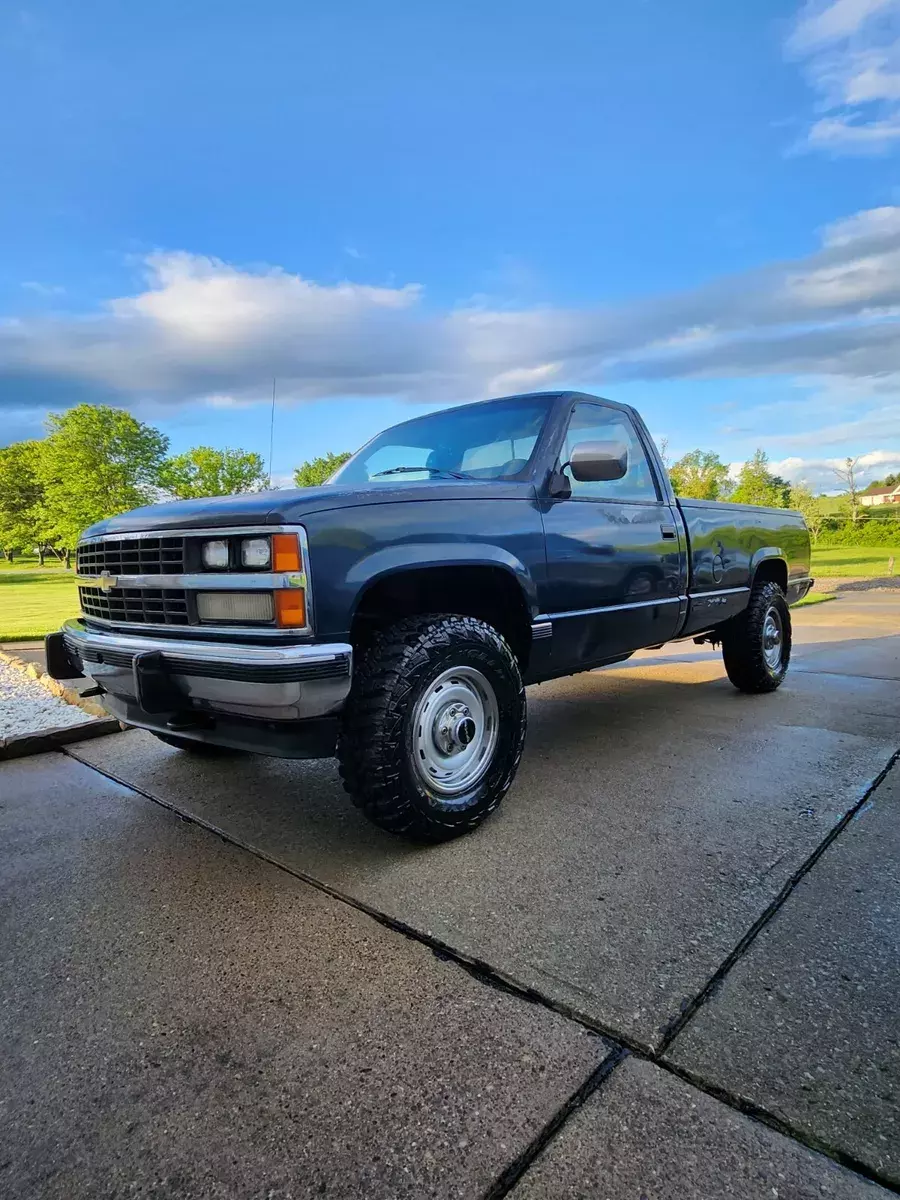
[132,650,184,714]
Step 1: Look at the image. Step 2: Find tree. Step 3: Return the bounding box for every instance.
[160,446,268,499]
[788,482,825,544]
[37,405,169,546]
[865,472,898,491]
[293,450,351,488]
[833,456,861,523]
[0,440,45,558]
[669,449,733,500]
[730,449,789,508]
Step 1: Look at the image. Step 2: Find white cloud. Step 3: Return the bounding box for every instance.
[807,113,900,148]
[822,205,900,243]
[268,471,298,489]
[21,281,65,296]
[1,206,900,459]
[787,0,896,51]
[486,362,562,394]
[788,0,900,154]
[770,446,900,490]
[767,400,900,447]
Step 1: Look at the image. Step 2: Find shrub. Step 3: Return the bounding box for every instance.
[817,519,900,547]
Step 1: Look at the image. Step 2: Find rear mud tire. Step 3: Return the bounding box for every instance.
[721,580,791,693]
[338,614,526,842]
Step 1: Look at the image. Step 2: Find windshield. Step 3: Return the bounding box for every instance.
[331,396,553,485]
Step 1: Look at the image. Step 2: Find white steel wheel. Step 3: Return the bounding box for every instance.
[338,613,527,842]
[721,579,791,694]
[411,665,499,801]
[762,605,784,671]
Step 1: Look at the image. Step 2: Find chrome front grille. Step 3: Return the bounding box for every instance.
[79,586,190,626]
[76,536,185,576]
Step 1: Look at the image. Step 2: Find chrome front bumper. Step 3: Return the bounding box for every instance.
[58,618,352,722]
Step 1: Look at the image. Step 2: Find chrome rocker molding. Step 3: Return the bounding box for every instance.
[686,586,750,599]
[537,594,685,622]
[61,618,352,722]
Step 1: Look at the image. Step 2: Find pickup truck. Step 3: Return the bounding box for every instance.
[47,391,812,841]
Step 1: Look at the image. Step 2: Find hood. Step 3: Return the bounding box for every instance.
[83,479,534,537]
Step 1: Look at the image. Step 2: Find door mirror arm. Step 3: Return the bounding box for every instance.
[549,466,572,499]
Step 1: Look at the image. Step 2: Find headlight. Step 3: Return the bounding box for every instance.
[197,592,275,623]
[201,539,229,569]
[241,537,271,568]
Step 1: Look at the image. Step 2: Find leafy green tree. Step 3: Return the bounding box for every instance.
[160,446,268,499]
[730,449,789,508]
[788,482,825,544]
[669,449,733,500]
[293,450,351,488]
[37,405,169,546]
[0,440,46,558]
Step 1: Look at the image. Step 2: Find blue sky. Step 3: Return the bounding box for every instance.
[2,0,899,491]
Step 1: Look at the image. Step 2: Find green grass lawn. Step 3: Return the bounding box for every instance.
[0,553,69,572]
[0,568,80,641]
[0,544,893,642]
[811,547,899,577]
[794,592,836,607]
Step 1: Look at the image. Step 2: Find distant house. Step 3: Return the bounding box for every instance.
[860,483,900,507]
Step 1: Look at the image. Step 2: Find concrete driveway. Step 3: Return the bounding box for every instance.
[2,593,898,1198]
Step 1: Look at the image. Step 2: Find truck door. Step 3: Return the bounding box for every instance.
[539,400,685,668]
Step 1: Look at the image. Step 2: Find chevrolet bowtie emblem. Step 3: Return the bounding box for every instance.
[97,570,117,592]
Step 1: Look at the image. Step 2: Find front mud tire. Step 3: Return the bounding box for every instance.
[337,615,526,842]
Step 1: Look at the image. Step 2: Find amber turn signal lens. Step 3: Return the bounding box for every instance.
[275,588,306,627]
[272,533,302,572]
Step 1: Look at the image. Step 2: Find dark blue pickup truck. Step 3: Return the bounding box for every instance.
[48,391,812,841]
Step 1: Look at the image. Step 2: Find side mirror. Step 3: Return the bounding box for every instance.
[568,440,628,483]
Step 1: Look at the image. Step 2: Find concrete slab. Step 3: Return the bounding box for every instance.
[666,764,900,1186]
[1,641,47,672]
[0,753,606,1200]
[510,1057,887,1200]
[70,627,898,1049]
[794,637,900,682]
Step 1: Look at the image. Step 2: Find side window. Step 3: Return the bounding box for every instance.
[460,435,539,476]
[562,403,659,502]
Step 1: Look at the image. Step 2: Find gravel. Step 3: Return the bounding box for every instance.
[0,659,96,739]
[815,575,900,592]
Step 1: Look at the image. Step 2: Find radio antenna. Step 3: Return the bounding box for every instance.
[268,377,276,487]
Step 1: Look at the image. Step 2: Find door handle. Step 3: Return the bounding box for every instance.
[660,524,677,540]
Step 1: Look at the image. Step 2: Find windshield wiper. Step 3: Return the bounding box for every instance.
[373,465,473,480]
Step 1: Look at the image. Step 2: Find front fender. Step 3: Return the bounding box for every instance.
[345,542,540,618]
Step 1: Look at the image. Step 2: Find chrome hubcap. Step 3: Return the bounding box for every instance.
[412,666,499,798]
[763,607,783,670]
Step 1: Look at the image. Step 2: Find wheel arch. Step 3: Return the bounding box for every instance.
[750,547,788,594]
[347,550,536,669]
